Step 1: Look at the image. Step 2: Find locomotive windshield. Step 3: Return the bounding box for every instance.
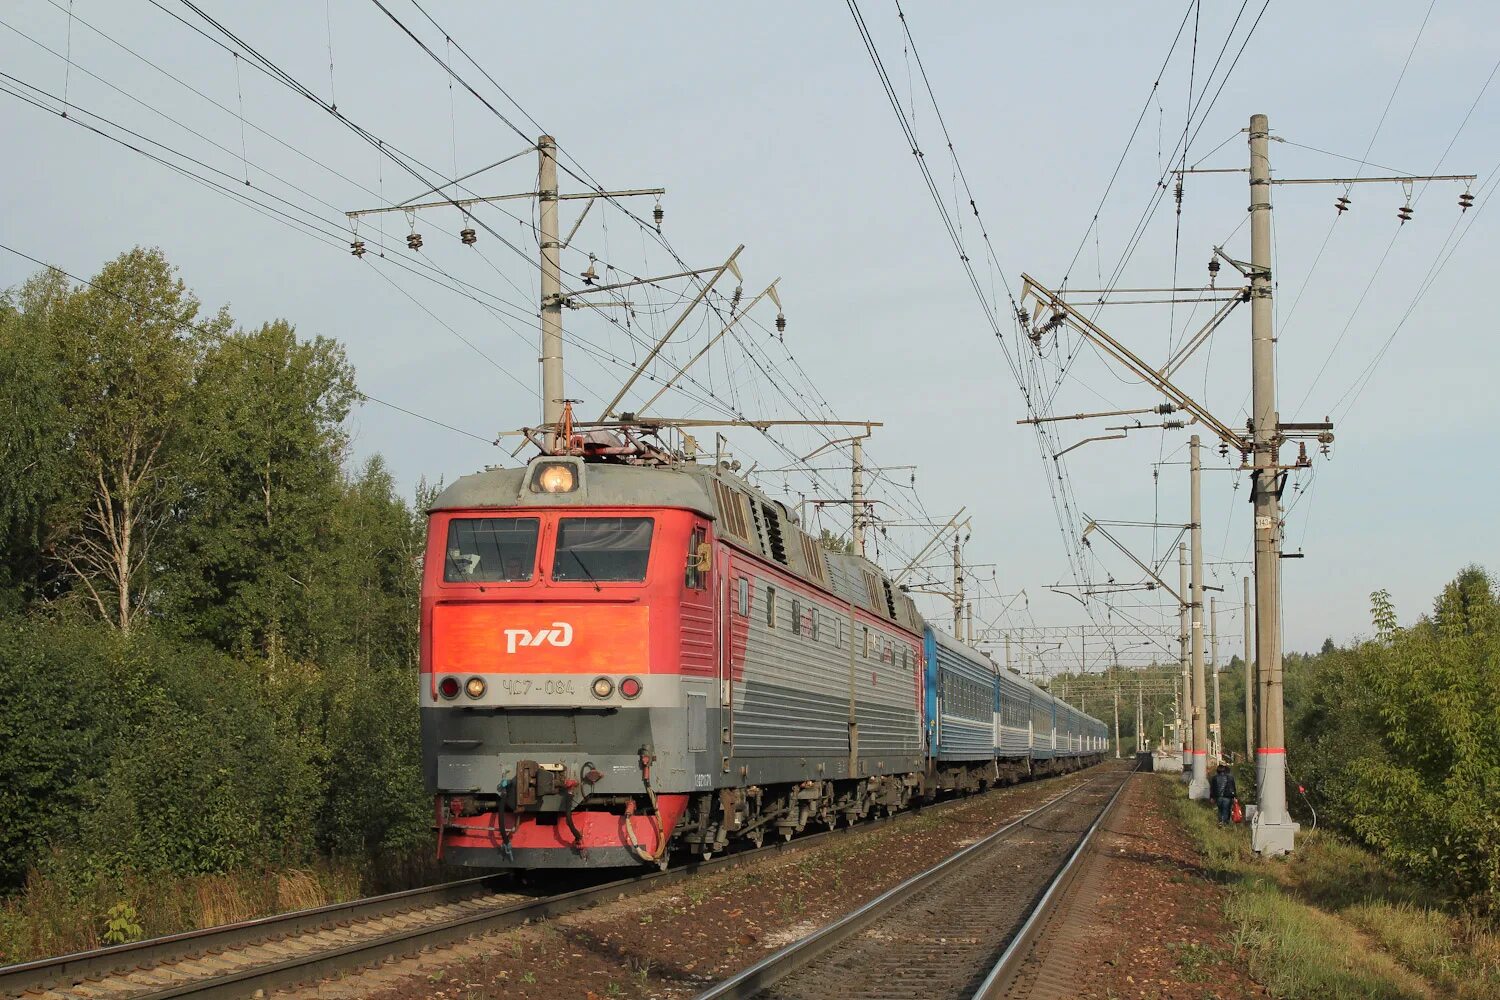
[444,517,539,582]
[552,517,654,582]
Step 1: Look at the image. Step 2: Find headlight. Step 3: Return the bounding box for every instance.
[465,676,487,699]
[532,462,578,494]
[438,676,460,699]
[591,676,614,699]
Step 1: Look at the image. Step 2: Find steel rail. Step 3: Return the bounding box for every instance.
[691,767,1129,1000]
[0,873,509,997]
[2,765,1105,999]
[973,771,1134,998]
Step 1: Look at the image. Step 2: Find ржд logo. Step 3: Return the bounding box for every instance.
[503,622,574,654]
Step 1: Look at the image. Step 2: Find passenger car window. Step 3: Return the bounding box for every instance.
[444,517,539,582]
[552,517,654,582]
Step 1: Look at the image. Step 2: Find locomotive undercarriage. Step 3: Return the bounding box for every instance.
[677,772,923,858]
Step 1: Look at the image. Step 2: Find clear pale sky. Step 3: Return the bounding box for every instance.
[3,1,1496,672]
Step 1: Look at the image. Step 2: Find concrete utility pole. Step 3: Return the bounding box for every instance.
[1137,681,1144,753]
[1211,596,1221,761]
[1178,542,1192,769]
[851,436,866,557]
[1244,575,1255,764]
[1188,435,1210,800]
[538,136,564,429]
[1113,688,1120,758]
[1248,115,1296,856]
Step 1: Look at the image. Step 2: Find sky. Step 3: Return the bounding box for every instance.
[3,1,1497,675]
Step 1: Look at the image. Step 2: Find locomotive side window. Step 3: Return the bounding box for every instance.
[737,576,750,615]
[766,585,777,627]
[685,526,707,589]
[791,599,802,635]
[552,517,654,582]
[444,517,539,582]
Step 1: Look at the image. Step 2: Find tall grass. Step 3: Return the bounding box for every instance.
[0,853,460,966]
[1165,776,1500,999]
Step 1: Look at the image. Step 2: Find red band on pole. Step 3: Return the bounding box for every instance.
[1256,747,1285,754]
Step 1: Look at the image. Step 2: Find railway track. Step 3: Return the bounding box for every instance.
[693,764,1131,1000]
[1,768,1102,1000]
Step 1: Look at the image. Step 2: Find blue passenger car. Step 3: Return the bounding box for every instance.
[923,627,997,761]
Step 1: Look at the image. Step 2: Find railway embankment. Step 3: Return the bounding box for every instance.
[316,768,1106,999]
[1168,778,1500,1000]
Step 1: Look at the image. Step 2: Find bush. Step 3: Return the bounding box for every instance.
[1289,568,1500,910]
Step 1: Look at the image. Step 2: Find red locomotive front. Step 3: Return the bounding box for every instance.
[421,455,715,868]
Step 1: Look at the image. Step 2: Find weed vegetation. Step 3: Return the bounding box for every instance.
[1169,778,1500,999]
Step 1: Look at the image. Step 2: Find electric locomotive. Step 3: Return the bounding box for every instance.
[421,427,1103,869]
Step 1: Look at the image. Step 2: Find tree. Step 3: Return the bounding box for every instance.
[161,320,354,661]
[48,249,223,631]
[0,269,73,613]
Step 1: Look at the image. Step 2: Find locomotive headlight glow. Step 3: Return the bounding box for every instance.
[619,677,642,699]
[533,462,577,494]
[438,676,461,699]
[464,676,487,699]
[591,676,614,699]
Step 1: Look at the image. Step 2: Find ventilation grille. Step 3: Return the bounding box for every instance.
[760,502,788,565]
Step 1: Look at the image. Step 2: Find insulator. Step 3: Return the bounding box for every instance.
[729,285,742,310]
[1335,195,1352,214]
[460,227,477,245]
[1218,440,1229,458]
[775,312,786,333]
[1155,402,1177,415]
[581,256,598,284]
[1207,257,1220,279]
[1460,191,1475,212]
[653,203,664,229]
[1397,204,1413,224]
[407,232,423,250]
[350,240,366,258]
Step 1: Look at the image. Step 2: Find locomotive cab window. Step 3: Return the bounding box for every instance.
[444,517,539,582]
[552,517,654,582]
[685,526,708,589]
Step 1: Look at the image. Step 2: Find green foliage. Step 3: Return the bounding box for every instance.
[1288,567,1500,909]
[102,902,143,946]
[0,251,431,903]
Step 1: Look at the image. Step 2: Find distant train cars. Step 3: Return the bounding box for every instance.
[421,452,1106,870]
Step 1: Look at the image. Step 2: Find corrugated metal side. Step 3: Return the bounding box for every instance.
[1030,695,1056,758]
[933,636,995,759]
[680,587,716,676]
[732,578,848,754]
[857,623,922,756]
[729,559,920,758]
[997,672,1032,757]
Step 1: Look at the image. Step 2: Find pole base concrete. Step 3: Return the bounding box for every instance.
[1251,813,1300,856]
[1188,776,1211,800]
